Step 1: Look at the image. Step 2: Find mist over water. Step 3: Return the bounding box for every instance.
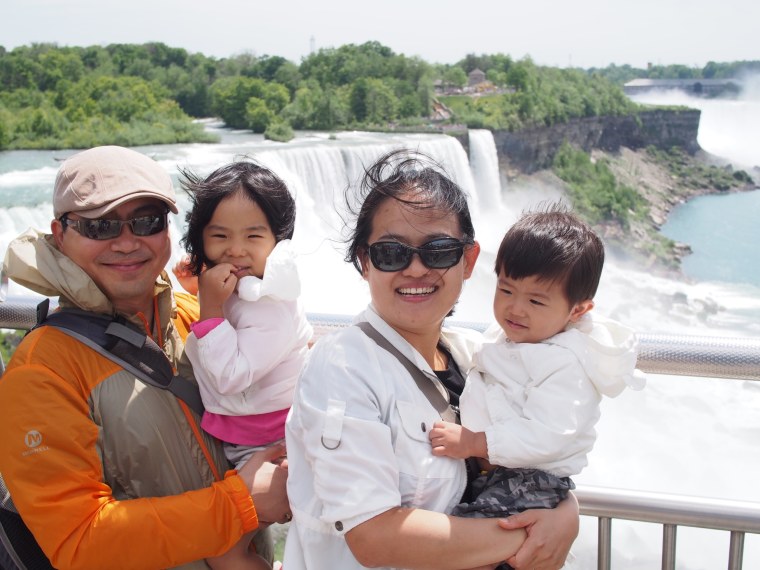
[0,115,758,568]
[633,83,760,292]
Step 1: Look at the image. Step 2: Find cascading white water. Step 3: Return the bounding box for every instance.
[467,129,503,210]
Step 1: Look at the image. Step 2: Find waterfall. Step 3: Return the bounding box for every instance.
[0,132,493,317]
[467,129,503,210]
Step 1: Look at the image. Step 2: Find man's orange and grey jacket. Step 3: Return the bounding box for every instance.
[0,229,260,569]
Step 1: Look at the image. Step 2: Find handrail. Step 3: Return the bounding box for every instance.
[574,486,760,570]
[576,485,760,533]
[2,296,760,568]
[3,299,760,383]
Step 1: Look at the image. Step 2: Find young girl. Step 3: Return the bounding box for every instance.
[177,160,312,570]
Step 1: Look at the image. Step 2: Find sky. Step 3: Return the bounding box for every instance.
[3,0,759,69]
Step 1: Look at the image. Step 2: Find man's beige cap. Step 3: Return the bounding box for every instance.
[53,145,178,219]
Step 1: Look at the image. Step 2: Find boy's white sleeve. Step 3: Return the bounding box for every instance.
[467,345,601,475]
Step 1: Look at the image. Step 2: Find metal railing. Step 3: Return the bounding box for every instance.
[2,297,760,569]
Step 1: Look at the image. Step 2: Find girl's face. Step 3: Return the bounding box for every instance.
[202,191,277,279]
[360,193,479,345]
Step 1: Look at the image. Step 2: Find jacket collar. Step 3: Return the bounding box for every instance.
[3,228,176,336]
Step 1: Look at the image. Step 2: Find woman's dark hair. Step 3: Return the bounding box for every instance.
[345,149,475,274]
[495,203,605,305]
[180,159,295,275]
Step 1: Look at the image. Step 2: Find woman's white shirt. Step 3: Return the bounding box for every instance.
[283,305,481,570]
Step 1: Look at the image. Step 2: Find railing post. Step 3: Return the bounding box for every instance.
[727,531,744,570]
[597,517,611,570]
[661,524,677,570]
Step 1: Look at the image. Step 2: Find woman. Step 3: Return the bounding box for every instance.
[284,150,578,569]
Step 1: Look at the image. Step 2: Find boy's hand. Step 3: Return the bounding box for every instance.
[172,255,199,295]
[198,263,238,319]
[429,421,487,459]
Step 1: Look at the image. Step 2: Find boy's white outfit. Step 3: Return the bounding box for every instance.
[185,240,313,456]
[457,313,646,516]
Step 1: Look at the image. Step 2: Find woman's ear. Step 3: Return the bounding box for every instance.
[569,299,594,322]
[463,241,481,280]
[359,248,370,279]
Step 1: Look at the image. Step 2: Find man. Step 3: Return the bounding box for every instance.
[0,146,290,569]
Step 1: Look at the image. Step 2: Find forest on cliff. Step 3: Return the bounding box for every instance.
[2,41,755,150]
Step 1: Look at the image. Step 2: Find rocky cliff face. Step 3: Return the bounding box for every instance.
[454,109,702,175]
[452,109,757,277]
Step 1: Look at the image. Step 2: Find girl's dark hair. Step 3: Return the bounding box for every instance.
[495,203,605,305]
[180,159,295,275]
[345,149,475,274]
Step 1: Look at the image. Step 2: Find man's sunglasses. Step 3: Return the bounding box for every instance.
[60,211,169,241]
[368,238,473,272]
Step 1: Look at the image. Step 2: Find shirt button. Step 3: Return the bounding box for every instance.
[335,521,343,531]
[421,422,427,432]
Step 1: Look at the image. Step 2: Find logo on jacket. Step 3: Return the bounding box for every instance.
[22,430,49,456]
[25,430,42,448]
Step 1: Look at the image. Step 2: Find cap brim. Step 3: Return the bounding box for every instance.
[74,191,179,218]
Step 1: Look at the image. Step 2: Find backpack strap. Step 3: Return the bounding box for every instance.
[34,299,204,416]
[356,321,458,424]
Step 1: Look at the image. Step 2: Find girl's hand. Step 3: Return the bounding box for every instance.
[500,493,579,570]
[198,263,238,319]
[172,255,199,295]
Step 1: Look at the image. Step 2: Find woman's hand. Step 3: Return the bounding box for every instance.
[499,493,579,570]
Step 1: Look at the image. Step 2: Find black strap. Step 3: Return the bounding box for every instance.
[33,300,204,416]
[356,321,458,423]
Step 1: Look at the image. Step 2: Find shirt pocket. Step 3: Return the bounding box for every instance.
[394,400,441,476]
[394,399,464,509]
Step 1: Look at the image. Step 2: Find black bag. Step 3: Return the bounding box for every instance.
[0,476,53,570]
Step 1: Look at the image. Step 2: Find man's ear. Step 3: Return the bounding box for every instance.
[569,299,594,322]
[463,241,481,280]
[51,218,65,248]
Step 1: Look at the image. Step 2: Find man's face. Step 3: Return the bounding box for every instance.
[52,198,171,316]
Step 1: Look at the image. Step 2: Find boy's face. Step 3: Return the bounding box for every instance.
[493,269,593,344]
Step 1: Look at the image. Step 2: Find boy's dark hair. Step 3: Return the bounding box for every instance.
[180,160,295,275]
[345,148,475,274]
[495,204,604,305]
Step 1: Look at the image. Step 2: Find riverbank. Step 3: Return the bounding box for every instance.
[506,146,758,278]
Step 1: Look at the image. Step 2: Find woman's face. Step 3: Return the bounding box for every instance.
[360,193,480,344]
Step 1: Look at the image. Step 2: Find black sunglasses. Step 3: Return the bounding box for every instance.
[60,211,169,241]
[368,238,472,272]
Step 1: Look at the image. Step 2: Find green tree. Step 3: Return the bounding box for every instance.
[245,97,274,133]
[262,82,290,113]
[553,142,645,225]
[0,106,11,149]
[443,66,467,89]
[209,76,260,128]
[264,120,294,142]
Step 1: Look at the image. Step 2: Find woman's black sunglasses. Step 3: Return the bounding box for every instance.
[60,211,169,241]
[368,238,473,272]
